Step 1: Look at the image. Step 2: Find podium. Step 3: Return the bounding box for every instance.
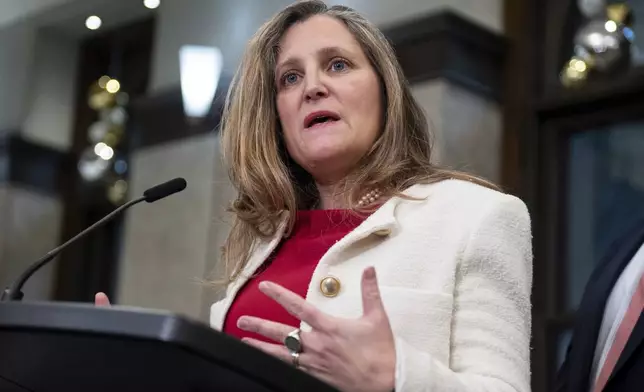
[0,301,339,392]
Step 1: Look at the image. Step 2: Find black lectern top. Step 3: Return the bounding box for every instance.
[0,301,339,392]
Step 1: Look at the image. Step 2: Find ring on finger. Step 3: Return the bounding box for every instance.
[290,351,300,368]
[284,328,303,353]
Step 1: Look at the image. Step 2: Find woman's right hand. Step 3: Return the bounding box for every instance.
[95,292,111,307]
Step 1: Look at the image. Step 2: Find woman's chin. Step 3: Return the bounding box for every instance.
[304,148,349,166]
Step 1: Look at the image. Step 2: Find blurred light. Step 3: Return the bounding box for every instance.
[103,132,119,147]
[623,27,635,42]
[88,121,109,143]
[572,59,587,72]
[574,45,588,57]
[603,35,619,49]
[114,160,128,175]
[144,0,160,9]
[78,147,110,181]
[604,20,618,33]
[108,180,129,205]
[107,107,128,125]
[94,142,114,160]
[85,16,102,30]
[114,179,128,192]
[94,142,107,155]
[99,146,114,160]
[106,79,120,93]
[179,45,223,118]
[606,4,631,26]
[98,75,111,89]
[561,60,589,88]
[588,33,604,50]
[88,86,115,110]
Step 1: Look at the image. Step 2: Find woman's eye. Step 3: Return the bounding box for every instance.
[331,60,348,72]
[283,73,299,85]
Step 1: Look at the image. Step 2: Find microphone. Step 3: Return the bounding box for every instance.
[1,177,188,302]
[143,177,187,202]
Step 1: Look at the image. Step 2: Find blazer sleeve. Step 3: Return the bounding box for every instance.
[393,194,533,392]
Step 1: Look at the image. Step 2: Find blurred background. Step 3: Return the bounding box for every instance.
[0,0,642,390]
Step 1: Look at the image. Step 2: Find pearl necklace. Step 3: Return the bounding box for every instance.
[357,188,382,207]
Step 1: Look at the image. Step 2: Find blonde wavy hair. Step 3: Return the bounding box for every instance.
[218,0,497,284]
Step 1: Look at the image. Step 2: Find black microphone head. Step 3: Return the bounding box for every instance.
[143,178,187,203]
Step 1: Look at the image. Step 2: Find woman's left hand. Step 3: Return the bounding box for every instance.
[237,267,396,392]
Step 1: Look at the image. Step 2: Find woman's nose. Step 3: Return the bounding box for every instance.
[303,72,328,101]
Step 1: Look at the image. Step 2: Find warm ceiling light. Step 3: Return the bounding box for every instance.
[179,45,223,119]
[85,15,102,30]
[106,79,121,93]
[143,0,160,9]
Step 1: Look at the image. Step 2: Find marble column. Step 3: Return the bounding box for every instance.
[0,19,77,300]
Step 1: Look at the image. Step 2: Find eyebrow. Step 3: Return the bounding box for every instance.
[275,46,354,74]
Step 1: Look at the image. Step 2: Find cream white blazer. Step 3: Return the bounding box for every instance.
[210,179,533,392]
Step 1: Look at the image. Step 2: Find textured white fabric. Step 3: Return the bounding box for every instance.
[210,179,533,391]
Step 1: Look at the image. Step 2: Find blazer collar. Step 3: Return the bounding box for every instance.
[304,183,435,256]
[231,185,432,284]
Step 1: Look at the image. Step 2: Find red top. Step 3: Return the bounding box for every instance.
[223,209,366,342]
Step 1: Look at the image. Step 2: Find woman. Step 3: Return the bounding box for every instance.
[99,1,533,391]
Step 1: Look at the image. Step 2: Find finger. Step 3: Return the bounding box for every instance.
[242,338,318,372]
[361,266,386,317]
[237,316,294,343]
[259,281,331,331]
[95,292,111,307]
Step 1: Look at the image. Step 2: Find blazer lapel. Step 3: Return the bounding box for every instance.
[210,216,288,330]
[608,226,644,385]
[567,221,644,391]
[610,313,644,385]
[330,198,399,253]
[316,184,432,266]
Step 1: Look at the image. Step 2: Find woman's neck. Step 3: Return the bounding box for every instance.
[315,182,346,210]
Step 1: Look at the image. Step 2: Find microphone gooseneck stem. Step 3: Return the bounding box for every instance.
[1,196,146,302]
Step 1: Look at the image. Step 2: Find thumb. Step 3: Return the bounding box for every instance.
[95,292,111,307]
[361,266,385,317]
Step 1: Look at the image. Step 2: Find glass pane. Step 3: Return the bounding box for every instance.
[565,121,644,310]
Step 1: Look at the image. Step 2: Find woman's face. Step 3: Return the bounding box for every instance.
[275,15,383,184]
